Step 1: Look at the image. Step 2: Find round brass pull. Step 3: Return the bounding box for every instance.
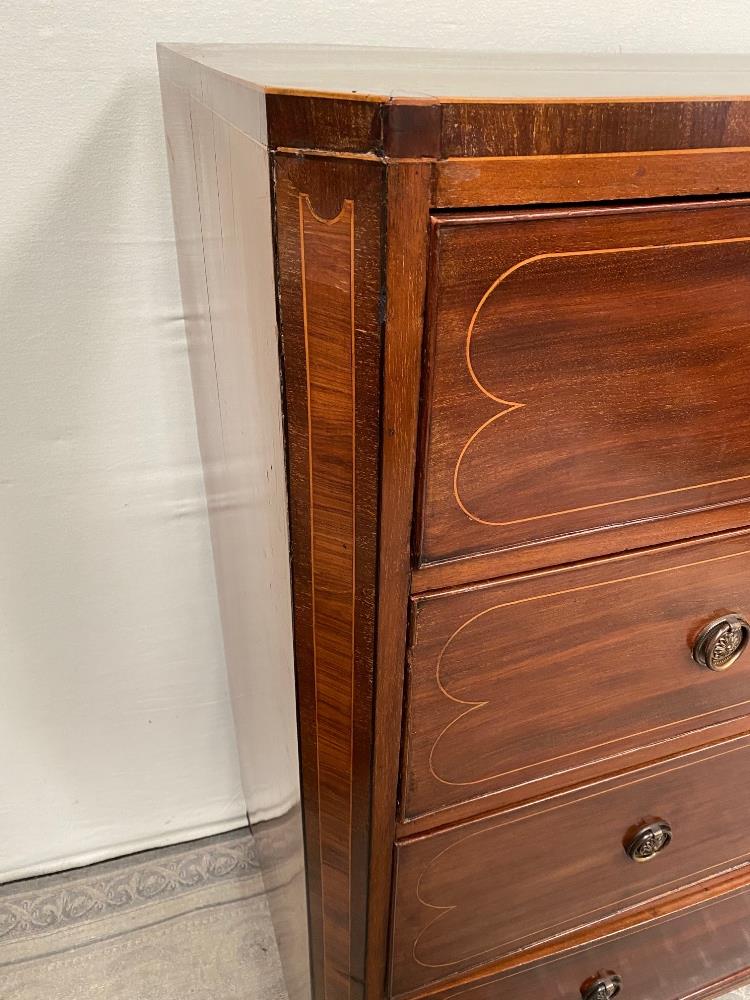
[693,614,750,671]
[581,972,622,999]
[624,819,672,862]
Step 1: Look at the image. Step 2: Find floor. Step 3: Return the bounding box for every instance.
[1,828,749,999]
[0,828,286,999]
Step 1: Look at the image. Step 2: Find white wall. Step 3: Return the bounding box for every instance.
[2,1,749,882]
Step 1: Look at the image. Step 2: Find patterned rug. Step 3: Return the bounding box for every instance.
[0,828,288,999]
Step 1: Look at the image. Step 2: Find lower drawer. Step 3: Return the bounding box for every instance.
[404,530,750,822]
[391,733,750,996]
[420,880,750,1000]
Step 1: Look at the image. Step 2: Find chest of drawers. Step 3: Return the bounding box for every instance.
[158,45,750,1000]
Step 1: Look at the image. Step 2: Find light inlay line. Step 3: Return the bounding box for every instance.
[453,234,750,527]
[300,193,356,1000]
[427,543,750,789]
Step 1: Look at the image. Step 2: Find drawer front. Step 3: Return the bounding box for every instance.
[418,199,750,566]
[391,735,750,995]
[403,531,750,820]
[422,883,750,1000]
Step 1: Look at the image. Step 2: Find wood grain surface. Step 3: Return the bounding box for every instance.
[275,154,385,1000]
[411,506,750,593]
[404,529,750,822]
[267,95,750,160]
[391,732,750,996]
[435,148,750,208]
[418,197,750,567]
[365,161,433,1000]
[406,873,750,1000]
[438,100,750,157]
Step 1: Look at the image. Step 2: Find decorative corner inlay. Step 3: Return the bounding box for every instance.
[299,192,356,1000]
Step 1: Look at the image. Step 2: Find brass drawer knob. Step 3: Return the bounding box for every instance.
[624,819,672,862]
[693,614,750,671]
[581,972,622,999]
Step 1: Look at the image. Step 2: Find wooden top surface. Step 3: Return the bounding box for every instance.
[158,44,750,101]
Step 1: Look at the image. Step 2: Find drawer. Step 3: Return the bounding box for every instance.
[415,880,750,1000]
[417,198,750,566]
[403,530,750,821]
[390,733,750,995]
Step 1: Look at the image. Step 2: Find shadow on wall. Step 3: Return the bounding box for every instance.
[0,71,238,877]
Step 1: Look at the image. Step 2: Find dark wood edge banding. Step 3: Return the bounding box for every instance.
[437,100,750,157]
[382,103,443,159]
[265,91,750,160]
[267,93,384,155]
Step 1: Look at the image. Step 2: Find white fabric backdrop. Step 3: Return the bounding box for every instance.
[2,0,749,880]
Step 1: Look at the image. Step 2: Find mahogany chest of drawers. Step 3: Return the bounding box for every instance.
[158,46,750,1000]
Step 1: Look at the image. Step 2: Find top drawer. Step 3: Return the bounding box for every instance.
[418,199,750,566]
